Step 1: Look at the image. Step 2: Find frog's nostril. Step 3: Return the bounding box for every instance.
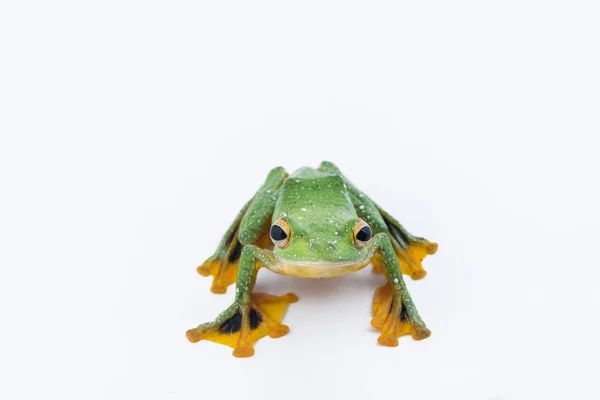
[326,242,339,252]
[308,242,322,252]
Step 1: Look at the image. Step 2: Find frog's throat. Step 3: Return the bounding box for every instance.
[274,259,371,278]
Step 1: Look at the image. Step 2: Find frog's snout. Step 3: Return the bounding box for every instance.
[307,241,323,253]
[308,239,340,253]
[325,241,339,253]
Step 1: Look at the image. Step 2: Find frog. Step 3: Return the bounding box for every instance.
[186,161,438,357]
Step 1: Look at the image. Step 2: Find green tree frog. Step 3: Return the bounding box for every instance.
[186,161,438,357]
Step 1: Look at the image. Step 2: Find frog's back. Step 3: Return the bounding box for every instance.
[274,167,357,222]
[288,166,334,181]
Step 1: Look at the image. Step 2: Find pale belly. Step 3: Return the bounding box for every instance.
[274,259,371,278]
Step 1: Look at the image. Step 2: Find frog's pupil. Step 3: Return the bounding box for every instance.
[356,225,372,242]
[270,224,287,242]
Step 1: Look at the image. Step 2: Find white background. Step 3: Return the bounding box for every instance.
[1,1,599,399]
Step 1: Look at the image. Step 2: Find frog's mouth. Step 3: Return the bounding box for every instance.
[274,258,370,278]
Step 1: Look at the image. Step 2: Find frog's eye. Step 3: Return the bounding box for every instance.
[270,219,291,248]
[353,220,372,248]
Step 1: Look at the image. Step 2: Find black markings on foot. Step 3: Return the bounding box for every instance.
[390,300,409,322]
[218,309,263,335]
[224,228,238,249]
[249,308,262,330]
[400,307,409,322]
[219,312,242,334]
[228,241,243,263]
[383,216,410,247]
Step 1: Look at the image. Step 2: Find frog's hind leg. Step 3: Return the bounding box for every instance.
[197,200,249,294]
[198,228,273,294]
[376,207,438,280]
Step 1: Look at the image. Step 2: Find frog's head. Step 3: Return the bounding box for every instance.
[269,216,373,278]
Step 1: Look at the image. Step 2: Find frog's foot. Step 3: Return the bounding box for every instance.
[370,283,431,346]
[198,232,271,294]
[186,292,298,357]
[396,239,438,280]
[197,255,240,294]
[372,239,438,280]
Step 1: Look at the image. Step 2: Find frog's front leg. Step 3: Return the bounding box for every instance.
[197,166,287,294]
[186,245,298,357]
[367,233,431,346]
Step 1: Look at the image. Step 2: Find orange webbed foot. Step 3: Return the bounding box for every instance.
[395,240,438,280]
[196,257,239,294]
[371,283,431,346]
[186,292,298,357]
